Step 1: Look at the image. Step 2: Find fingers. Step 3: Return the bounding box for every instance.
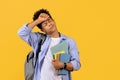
[37,13,49,23]
[52,59,56,62]
[39,13,49,19]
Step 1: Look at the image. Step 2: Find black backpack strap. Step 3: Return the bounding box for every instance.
[34,33,46,68]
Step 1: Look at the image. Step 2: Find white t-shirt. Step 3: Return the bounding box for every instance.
[40,37,62,80]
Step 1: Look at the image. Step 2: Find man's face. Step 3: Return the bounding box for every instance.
[41,16,57,34]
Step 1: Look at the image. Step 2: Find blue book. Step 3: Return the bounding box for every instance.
[58,54,71,75]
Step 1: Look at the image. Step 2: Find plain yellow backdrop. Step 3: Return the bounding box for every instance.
[0,0,120,80]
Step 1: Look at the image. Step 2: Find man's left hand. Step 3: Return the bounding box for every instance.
[52,59,64,70]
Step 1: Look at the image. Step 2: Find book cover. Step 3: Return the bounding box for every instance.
[58,54,71,75]
[51,41,68,55]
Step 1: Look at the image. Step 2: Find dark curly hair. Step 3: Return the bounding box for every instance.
[33,9,53,29]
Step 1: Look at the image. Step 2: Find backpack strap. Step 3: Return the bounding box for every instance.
[26,33,46,63]
[34,33,46,68]
[26,51,34,63]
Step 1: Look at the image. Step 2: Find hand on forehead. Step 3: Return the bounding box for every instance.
[40,13,49,18]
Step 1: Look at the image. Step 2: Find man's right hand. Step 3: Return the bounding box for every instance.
[27,13,49,28]
[36,13,49,24]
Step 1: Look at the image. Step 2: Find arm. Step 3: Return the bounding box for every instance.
[17,24,39,48]
[69,39,81,71]
[18,13,49,47]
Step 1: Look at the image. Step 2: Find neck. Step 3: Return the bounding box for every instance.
[49,31,60,38]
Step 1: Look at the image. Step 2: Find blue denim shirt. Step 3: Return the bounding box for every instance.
[18,24,81,80]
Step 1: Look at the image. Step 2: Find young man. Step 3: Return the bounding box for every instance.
[18,9,80,80]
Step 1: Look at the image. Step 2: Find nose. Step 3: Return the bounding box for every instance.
[47,22,51,27]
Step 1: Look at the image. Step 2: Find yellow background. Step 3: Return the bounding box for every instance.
[0,0,120,80]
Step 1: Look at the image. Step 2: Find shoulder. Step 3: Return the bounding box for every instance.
[34,32,45,37]
[61,33,76,44]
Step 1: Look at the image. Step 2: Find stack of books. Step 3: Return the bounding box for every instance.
[51,41,71,75]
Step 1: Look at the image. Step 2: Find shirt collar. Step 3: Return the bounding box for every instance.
[59,33,67,40]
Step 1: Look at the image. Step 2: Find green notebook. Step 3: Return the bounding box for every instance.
[51,40,68,55]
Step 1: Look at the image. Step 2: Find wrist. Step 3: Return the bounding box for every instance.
[35,19,43,25]
[63,63,67,69]
[60,62,67,69]
[34,19,41,25]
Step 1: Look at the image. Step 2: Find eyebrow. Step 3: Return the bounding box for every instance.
[42,17,51,23]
